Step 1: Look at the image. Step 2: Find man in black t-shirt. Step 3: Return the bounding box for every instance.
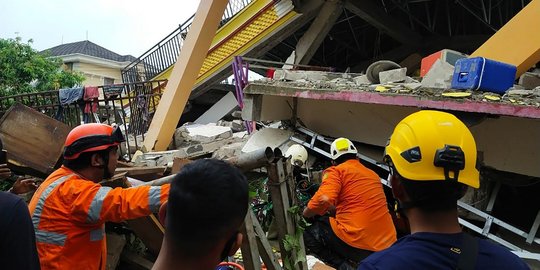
[359,111,529,270]
[0,191,40,270]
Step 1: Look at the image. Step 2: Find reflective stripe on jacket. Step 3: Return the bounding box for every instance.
[28,166,169,270]
[307,159,397,251]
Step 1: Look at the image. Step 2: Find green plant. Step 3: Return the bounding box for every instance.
[0,37,84,95]
[282,205,309,270]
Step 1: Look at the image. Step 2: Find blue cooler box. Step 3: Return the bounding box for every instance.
[451,57,517,94]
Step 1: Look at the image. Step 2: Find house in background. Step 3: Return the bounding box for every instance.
[42,40,136,86]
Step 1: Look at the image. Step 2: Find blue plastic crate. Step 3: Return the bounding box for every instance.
[451,57,517,94]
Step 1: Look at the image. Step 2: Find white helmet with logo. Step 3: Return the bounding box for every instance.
[330,137,358,160]
[285,144,308,167]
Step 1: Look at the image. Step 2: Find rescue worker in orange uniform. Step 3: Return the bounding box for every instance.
[303,137,397,270]
[28,123,170,270]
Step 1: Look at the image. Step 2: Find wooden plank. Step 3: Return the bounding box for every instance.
[241,209,261,270]
[282,161,308,270]
[0,103,71,176]
[171,157,192,174]
[105,173,165,255]
[267,160,307,270]
[100,172,129,188]
[126,215,164,255]
[250,211,280,270]
[117,160,134,168]
[266,162,290,259]
[120,250,153,270]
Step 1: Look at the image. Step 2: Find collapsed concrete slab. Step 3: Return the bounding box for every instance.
[138,137,242,166]
[174,123,232,147]
[185,124,232,143]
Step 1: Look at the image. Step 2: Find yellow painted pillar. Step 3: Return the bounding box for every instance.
[143,0,229,151]
[471,0,540,77]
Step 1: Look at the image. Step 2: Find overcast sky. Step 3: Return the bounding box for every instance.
[0,0,200,57]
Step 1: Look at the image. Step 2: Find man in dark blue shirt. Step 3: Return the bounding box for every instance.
[359,110,529,270]
[0,191,40,270]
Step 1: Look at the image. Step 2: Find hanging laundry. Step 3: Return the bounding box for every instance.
[102,85,124,98]
[83,86,100,113]
[59,87,84,105]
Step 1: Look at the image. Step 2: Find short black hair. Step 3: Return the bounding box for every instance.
[166,159,248,257]
[333,153,357,165]
[397,174,468,212]
[63,149,109,170]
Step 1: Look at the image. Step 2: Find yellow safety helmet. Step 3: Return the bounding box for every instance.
[384,110,479,188]
[330,137,358,160]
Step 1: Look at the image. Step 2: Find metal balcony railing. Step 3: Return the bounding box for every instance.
[0,80,168,160]
[122,0,253,83]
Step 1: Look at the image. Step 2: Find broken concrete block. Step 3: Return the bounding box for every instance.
[518,72,540,89]
[231,120,246,132]
[176,138,238,160]
[404,83,422,90]
[405,76,420,83]
[137,137,237,166]
[272,70,329,81]
[231,110,243,119]
[185,124,232,144]
[233,131,248,139]
[173,127,186,148]
[212,141,246,160]
[421,59,454,89]
[353,75,370,85]
[366,60,401,83]
[127,135,144,152]
[379,68,407,84]
[217,120,245,133]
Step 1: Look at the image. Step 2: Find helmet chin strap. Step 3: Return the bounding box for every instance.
[99,150,113,179]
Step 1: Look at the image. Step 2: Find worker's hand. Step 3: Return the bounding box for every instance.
[326,205,336,217]
[0,164,12,181]
[11,177,39,195]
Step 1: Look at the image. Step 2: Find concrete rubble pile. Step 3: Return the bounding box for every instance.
[256,61,540,108]
[133,122,249,167]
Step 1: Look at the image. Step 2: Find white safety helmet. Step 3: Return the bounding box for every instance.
[330,137,358,160]
[285,144,308,167]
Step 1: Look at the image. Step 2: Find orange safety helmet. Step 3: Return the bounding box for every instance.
[63,123,125,160]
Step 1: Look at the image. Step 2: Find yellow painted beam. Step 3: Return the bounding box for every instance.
[471,0,540,77]
[152,0,298,86]
[143,0,229,151]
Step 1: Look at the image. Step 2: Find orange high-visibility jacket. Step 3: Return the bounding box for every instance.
[28,166,169,270]
[307,159,396,251]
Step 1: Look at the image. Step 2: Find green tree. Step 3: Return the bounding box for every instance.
[0,37,85,96]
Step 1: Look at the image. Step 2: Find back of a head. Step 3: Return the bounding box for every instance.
[385,110,480,212]
[166,159,248,257]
